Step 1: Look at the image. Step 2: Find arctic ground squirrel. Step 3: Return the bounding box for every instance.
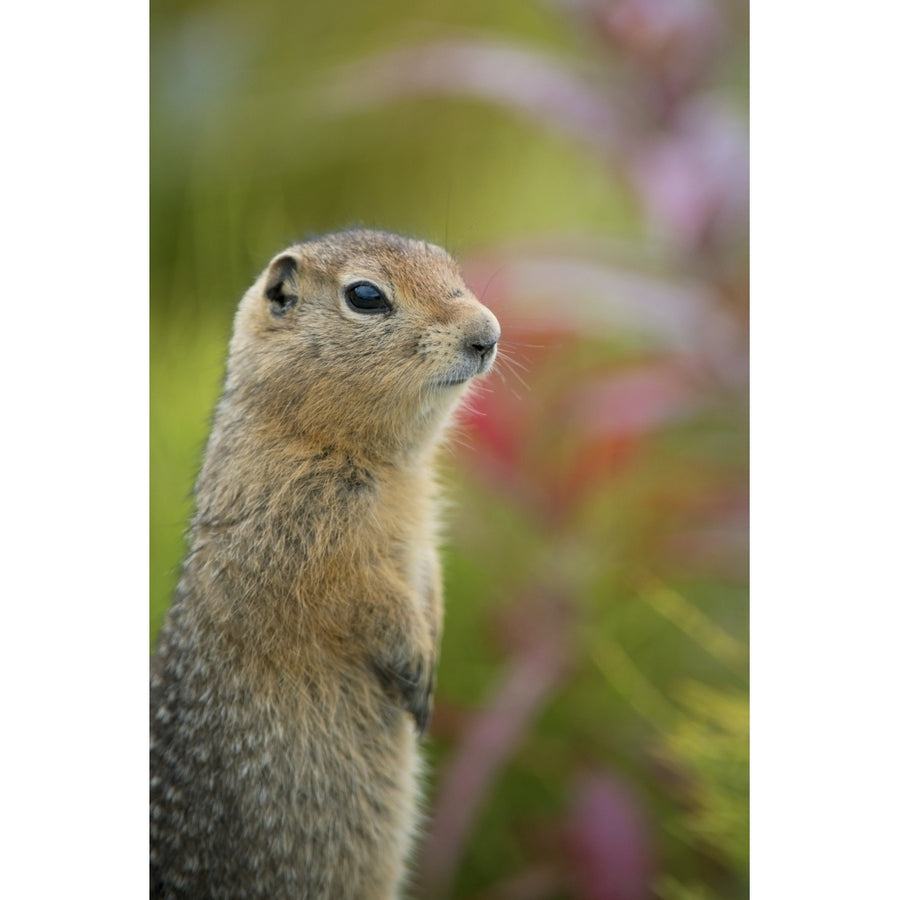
[150,229,500,899]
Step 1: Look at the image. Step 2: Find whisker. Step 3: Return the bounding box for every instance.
[498,338,548,350]
[494,350,531,392]
[493,367,527,400]
[497,352,530,374]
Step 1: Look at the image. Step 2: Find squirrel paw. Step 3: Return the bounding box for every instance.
[373,656,434,735]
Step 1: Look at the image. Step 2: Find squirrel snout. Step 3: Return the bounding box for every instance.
[465,316,501,367]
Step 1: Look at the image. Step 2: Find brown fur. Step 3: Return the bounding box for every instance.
[150,230,500,899]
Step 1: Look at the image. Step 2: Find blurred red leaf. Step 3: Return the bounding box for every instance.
[458,348,712,523]
[452,240,746,523]
[555,362,704,515]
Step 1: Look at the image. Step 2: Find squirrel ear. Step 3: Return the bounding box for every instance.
[264,253,300,316]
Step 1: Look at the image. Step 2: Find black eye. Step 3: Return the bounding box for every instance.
[345,281,391,313]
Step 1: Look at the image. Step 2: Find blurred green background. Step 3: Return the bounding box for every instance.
[151,1,748,898]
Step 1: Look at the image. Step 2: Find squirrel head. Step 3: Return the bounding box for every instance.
[225,230,500,458]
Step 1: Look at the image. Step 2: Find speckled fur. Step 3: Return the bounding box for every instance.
[150,231,499,899]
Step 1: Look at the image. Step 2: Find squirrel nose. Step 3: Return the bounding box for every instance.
[469,336,498,360]
[466,319,500,362]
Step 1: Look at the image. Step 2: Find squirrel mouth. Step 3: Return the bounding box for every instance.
[434,374,470,388]
[433,341,497,388]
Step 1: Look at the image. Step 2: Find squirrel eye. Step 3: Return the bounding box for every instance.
[345,281,391,313]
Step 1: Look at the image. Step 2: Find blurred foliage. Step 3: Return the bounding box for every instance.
[151,0,748,898]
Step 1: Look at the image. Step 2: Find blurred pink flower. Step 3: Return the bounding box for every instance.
[565,774,655,900]
[600,0,725,85]
[658,488,749,578]
[420,600,568,897]
[567,363,701,440]
[317,14,746,261]
[318,37,624,157]
[630,97,748,250]
[462,250,741,365]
